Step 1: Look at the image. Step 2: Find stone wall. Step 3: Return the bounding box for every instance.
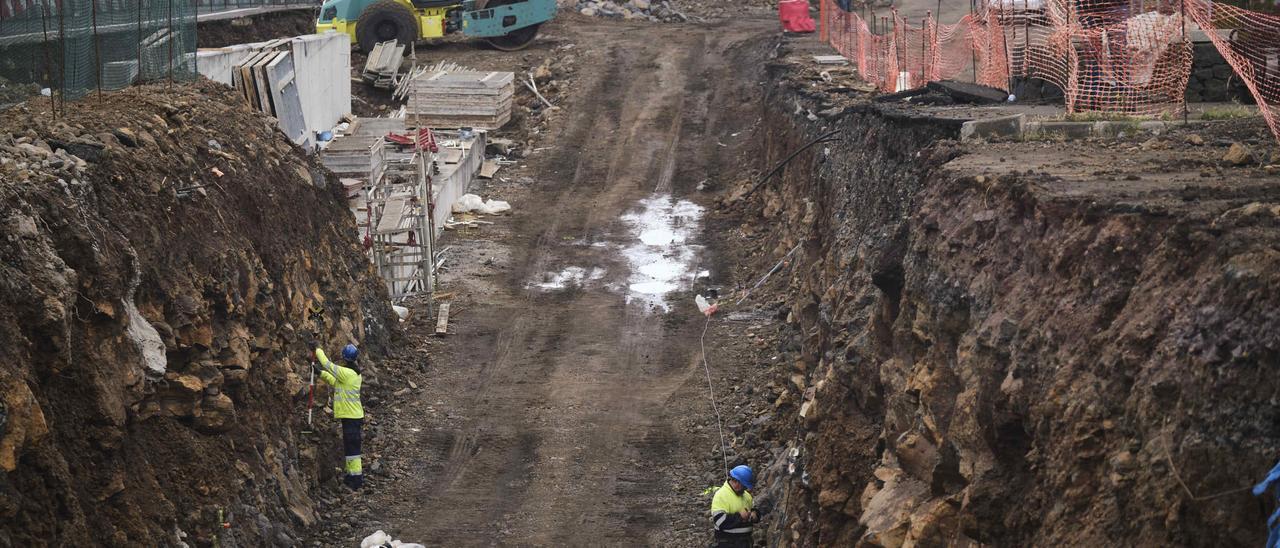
[1185,41,1251,103]
[1010,40,1251,105]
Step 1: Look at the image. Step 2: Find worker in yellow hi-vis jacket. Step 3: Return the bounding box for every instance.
[314,343,364,490]
[710,465,759,547]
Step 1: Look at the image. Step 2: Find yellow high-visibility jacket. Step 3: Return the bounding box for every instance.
[316,348,363,419]
[710,481,754,536]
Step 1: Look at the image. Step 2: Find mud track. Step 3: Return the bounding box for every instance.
[336,19,777,546]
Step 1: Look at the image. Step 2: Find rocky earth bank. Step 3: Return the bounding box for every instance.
[0,82,398,546]
[718,39,1280,546]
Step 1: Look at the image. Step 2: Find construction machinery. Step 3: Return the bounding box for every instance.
[316,0,556,52]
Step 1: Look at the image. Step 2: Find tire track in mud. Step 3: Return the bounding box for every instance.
[365,21,777,546]
[406,44,631,507]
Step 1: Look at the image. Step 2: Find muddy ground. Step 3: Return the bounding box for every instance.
[310,17,1280,548]
[308,15,783,547]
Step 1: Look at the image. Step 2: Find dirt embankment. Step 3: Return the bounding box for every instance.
[722,42,1280,546]
[0,82,396,546]
[197,10,319,49]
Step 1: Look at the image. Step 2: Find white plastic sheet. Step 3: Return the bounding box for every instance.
[451,193,512,215]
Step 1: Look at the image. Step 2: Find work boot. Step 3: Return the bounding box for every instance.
[345,473,364,490]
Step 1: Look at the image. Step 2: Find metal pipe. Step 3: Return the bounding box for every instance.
[58,0,65,115]
[92,0,103,98]
[41,0,53,114]
[744,129,843,198]
[168,0,174,88]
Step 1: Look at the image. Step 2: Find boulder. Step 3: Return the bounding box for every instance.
[533,63,553,83]
[1223,142,1256,166]
[112,128,139,147]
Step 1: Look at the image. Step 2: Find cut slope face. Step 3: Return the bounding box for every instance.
[0,82,395,545]
[725,40,1280,546]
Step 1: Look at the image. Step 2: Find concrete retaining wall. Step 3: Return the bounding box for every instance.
[432,132,486,235]
[290,33,352,146]
[196,32,351,151]
[196,43,259,85]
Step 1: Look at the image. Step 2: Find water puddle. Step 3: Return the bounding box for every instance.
[620,194,705,311]
[530,266,606,290]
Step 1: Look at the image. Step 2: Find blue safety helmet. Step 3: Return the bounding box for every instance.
[342,344,359,362]
[729,465,754,490]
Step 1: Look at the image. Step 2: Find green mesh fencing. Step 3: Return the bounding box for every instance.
[195,0,306,14]
[0,0,298,108]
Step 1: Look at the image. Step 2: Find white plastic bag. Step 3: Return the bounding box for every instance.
[695,294,718,316]
[479,199,511,215]
[452,193,512,215]
[360,530,392,548]
[452,194,486,213]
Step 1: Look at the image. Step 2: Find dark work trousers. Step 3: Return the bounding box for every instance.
[711,533,752,548]
[341,418,364,490]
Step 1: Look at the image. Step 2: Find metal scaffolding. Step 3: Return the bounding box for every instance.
[366,128,439,302]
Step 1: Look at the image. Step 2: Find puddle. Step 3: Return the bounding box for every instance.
[530,266,606,290]
[620,194,705,311]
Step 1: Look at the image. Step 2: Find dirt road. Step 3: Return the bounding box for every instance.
[312,17,778,546]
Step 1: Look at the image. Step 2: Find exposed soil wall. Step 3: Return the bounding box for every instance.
[733,58,1280,546]
[0,82,395,546]
[197,10,319,49]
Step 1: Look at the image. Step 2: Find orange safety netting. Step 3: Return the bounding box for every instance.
[1186,0,1280,144]
[821,0,1280,143]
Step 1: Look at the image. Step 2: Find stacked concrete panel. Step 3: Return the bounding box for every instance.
[319,117,409,177]
[405,70,513,129]
[197,32,351,151]
[362,40,405,89]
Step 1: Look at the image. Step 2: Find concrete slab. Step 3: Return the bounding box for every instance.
[1029,121,1093,140]
[960,113,1025,142]
[266,53,308,146]
[291,33,352,145]
[320,117,408,177]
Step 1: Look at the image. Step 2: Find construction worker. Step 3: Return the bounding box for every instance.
[710,465,759,547]
[314,343,364,490]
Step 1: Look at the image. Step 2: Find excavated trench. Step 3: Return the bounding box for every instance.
[2,26,1278,547]
[729,56,1280,546]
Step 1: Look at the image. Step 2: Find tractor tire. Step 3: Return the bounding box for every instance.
[486,23,541,51]
[482,0,541,51]
[357,0,419,53]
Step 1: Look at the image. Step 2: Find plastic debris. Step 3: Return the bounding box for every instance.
[451,193,512,215]
[361,530,427,548]
[696,294,718,317]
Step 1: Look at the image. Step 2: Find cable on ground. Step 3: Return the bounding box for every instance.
[736,242,803,306]
[743,129,842,198]
[698,314,730,480]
